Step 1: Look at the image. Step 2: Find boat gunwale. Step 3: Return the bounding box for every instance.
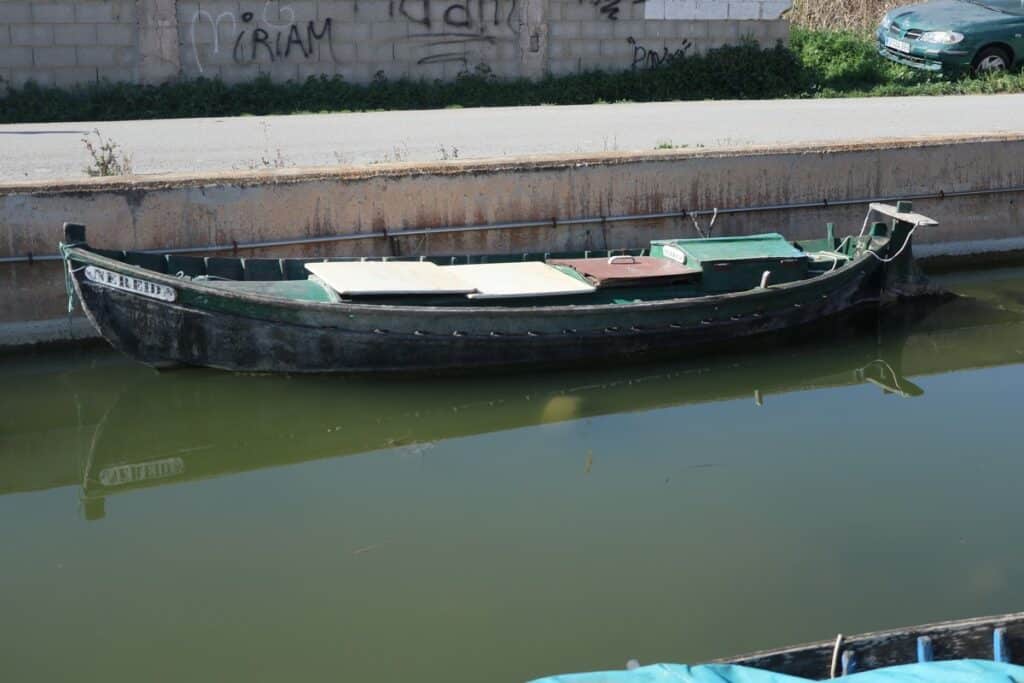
[64,239,885,318]
[716,610,1024,666]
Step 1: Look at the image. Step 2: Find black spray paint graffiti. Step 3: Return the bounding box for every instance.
[232,12,336,63]
[627,36,692,69]
[581,0,645,22]
[189,3,337,73]
[390,0,518,66]
[190,0,518,74]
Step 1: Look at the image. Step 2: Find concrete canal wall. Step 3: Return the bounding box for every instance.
[3,132,1024,348]
[0,0,789,89]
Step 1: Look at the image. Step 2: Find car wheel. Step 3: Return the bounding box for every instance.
[972,46,1011,75]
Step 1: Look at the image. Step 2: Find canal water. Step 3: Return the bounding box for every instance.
[2,267,1024,682]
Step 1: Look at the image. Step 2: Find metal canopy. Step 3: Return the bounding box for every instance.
[869,203,939,226]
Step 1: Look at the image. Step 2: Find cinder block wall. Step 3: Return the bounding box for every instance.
[546,0,789,76]
[0,1,139,88]
[176,0,534,82]
[0,0,790,88]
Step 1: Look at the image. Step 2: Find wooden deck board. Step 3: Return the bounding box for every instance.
[305,261,476,295]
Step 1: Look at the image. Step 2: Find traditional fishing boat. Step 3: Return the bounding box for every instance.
[60,201,939,373]
[532,612,1024,681]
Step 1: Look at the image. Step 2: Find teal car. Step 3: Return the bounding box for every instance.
[877,0,1024,74]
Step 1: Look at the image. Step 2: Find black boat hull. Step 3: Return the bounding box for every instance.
[71,251,885,373]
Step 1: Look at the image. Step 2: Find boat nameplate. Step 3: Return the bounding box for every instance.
[98,457,185,487]
[85,265,177,302]
[661,246,687,264]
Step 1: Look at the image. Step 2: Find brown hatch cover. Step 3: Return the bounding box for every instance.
[547,255,700,288]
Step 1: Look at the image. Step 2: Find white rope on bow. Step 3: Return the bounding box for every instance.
[62,259,86,313]
[865,221,922,264]
[857,204,925,264]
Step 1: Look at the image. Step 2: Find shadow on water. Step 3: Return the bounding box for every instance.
[3,280,1023,521]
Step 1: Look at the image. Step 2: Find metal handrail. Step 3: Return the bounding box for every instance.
[4,184,1023,265]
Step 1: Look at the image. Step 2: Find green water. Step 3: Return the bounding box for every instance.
[3,268,1024,682]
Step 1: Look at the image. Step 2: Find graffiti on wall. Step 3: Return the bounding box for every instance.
[189,1,337,73]
[189,0,520,73]
[390,0,519,66]
[627,36,691,69]
[185,0,780,77]
[582,0,645,21]
[231,14,335,63]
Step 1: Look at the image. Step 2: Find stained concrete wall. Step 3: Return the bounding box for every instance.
[0,0,789,88]
[3,134,1024,347]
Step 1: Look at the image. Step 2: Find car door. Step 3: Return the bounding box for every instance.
[987,1,1024,64]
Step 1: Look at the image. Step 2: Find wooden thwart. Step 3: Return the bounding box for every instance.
[305,260,597,299]
[448,262,597,299]
[548,255,699,288]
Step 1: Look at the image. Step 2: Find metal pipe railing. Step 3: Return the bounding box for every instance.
[4,184,1023,265]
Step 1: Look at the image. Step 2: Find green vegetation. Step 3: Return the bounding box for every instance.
[790,0,900,32]
[654,140,704,150]
[792,29,1024,96]
[2,30,1024,124]
[81,128,132,176]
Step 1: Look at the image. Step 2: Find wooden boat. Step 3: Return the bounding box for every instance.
[532,611,1024,681]
[60,201,939,374]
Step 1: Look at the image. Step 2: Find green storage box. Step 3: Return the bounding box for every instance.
[651,233,809,293]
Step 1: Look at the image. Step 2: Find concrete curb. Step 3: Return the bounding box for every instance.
[0,317,100,350]
[3,132,1024,195]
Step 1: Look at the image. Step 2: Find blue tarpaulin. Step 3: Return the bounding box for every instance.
[531,660,1024,683]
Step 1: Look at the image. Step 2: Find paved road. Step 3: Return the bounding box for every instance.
[2,94,1022,182]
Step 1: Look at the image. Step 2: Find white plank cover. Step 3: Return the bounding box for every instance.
[443,262,596,299]
[305,261,476,295]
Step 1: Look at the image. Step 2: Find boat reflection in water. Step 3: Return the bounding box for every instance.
[74,289,1024,521]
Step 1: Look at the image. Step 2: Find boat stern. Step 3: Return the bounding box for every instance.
[868,201,945,300]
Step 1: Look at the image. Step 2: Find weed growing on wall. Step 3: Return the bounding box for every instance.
[438,145,459,160]
[81,129,132,177]
[654,140,704,149]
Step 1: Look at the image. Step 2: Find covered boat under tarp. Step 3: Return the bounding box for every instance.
[533,660,1024,682]
[59,201,941,373]
[532,611,1024,682]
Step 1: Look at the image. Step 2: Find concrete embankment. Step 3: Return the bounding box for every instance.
[3,133,1024,349]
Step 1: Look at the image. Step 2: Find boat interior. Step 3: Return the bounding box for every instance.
[84,227,881,307]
